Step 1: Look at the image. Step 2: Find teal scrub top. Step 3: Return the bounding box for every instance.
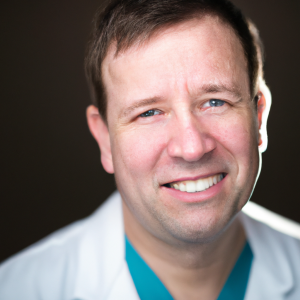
[125,235,253,300]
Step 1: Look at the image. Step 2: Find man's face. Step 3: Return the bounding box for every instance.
[101,16,260,243]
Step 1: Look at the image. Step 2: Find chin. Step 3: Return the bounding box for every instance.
[160,207,238,244]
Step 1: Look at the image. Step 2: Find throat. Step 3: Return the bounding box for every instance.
[126,213,246,300]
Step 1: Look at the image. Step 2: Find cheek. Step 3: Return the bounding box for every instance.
[203,112,258,184]
[112,125,167,181]
[209,113,257,155]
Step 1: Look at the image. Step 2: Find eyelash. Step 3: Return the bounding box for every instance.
[202,99,226,108]
[138,99,226,118]
[139,109,162,118]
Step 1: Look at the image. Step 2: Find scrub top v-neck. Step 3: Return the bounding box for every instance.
[125,235,253,300]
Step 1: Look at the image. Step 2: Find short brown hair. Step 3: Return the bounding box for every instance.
[85,0,264,121]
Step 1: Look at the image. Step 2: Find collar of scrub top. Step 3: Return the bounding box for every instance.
[125,235,253,300]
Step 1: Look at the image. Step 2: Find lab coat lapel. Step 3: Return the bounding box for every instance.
[105,262,140,300]
[72,191,138,300]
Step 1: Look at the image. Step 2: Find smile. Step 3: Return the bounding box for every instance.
[165,173,225,193]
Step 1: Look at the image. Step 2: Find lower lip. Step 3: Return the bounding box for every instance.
[161,176,226,203]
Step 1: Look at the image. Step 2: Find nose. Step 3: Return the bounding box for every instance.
[167,114,217,162]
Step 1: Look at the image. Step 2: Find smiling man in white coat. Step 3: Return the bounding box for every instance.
[0,0,300,299]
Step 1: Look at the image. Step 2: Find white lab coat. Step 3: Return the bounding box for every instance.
[0,191,299,300]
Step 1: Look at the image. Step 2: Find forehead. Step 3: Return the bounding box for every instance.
[102,16,249,119]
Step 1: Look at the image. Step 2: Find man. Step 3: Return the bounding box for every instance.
[0,0,299,299]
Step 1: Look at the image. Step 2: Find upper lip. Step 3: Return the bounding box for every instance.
[161,172,225,185]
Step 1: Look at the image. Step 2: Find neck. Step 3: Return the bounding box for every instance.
[123,201,246,300]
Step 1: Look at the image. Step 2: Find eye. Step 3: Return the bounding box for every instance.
[139,109,161,118]
[203,99,225,108]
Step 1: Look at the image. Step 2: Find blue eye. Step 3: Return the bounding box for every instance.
[209,99,225,107]
[140,109,160,117]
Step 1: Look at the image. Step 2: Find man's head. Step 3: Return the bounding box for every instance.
[86,0,271,245]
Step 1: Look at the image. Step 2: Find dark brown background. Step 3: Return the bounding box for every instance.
[1,0,300,263]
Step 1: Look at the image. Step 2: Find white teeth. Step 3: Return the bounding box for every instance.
[213,176,218,185]
[203,179,208,189]
[170,174,224,193]
[196,179,205,191]
[186,181,196,193]
[179,183,186,192]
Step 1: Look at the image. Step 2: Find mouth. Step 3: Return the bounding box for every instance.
[163,173,226,193]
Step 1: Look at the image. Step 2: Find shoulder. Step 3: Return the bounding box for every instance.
[0,191,123,300]
[241,201,300,299]
[241,200,300,256]
[0,218,87,300]
[242,200,300,240]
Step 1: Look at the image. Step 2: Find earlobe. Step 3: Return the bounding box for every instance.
[86,105,114,174]
[256,79,272,153]
[257,93,265,145]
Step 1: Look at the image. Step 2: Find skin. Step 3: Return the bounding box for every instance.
[87,16,267,300]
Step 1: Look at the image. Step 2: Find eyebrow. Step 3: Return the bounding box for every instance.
[120,97,162,118]
[200,83,242,99]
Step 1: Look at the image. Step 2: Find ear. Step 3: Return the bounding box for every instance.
[86,105,114,174]
[256,79,272,153]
